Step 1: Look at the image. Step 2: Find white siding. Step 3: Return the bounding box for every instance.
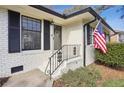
[62,21,84,68]
[85,26,95,66]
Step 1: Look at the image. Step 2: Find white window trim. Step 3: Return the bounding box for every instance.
[20,15,43,55]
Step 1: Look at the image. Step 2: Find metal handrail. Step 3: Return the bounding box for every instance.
[45,44,81,79]
[50,45,65,58]
[44,60,50,74]
[45,45,65,74]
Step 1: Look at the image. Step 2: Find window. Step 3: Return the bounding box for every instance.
[105,34,110,43]
[87,25,94,45]
[22,16,41,50]
[119,34,124,42]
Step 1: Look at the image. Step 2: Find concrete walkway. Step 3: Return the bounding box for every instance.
[3,69,53,87]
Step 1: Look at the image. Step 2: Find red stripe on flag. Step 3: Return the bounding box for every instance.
[94,37,107,53]
[94,32,106,44]
[94,31,107,53]
[94,33,107,50]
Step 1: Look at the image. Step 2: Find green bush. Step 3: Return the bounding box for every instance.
[60,67,101,87]
[95,43,124,68]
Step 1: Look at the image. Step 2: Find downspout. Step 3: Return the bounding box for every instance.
[83,17,96,67]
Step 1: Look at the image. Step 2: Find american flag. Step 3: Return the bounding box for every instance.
[94,20,107,53]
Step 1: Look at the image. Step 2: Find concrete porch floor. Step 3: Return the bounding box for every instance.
[2,69,53,87]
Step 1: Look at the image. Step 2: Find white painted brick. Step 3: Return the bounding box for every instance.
[0,9,51,78]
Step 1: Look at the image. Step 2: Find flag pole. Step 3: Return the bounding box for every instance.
[93,19,101,33]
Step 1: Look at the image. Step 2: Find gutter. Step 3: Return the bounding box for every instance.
[83,17,96,67]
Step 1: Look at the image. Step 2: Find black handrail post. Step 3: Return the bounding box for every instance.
[49,57,52,80]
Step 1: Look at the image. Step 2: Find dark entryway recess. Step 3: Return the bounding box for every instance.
[8,10,20,53]
[44,20,50,50]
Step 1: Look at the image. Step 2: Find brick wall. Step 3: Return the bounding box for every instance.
[0,9,51,77]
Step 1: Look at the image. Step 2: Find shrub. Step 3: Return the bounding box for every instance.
[95,43,124,68]
[60,67,101,87]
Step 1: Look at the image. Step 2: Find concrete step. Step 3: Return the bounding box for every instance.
[2,69,53,87]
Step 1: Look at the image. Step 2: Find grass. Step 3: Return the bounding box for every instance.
[102,79,124,87]
[60,66,101,87]
[54,63,124,87]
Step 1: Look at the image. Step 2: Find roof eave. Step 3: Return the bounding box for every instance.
[88,7,116,33]
[29,5,116,33]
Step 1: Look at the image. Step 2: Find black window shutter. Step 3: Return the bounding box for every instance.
[8,10,20,53]
[87,25,91,45]
[44,20,50,50]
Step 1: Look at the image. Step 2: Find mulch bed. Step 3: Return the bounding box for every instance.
[0,77,9,87]
[52,79,64,87]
